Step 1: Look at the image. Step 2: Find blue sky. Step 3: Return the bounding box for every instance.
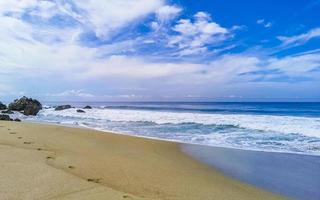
[0,0,319,102]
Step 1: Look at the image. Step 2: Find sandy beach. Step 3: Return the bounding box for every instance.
[0,121,284,200]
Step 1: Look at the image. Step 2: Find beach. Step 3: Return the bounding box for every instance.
[0,121,284,200]
[0,0,319,199]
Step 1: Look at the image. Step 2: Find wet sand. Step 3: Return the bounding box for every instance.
[0,121,284,200]
[182,144,320,200]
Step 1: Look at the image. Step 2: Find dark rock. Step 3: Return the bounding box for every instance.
[1,110,14,114]
[8,96,42,116]
[14,118,21,122]
[77,109,85,113]
[55,105,72,111]
[83,105,92,109]
[24,104,41,116]
[0,114,11,121]
[0,102,7,110]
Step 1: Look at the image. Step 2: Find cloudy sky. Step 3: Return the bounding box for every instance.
[0,0,319,102]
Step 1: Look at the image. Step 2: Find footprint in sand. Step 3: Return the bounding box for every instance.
[87,178,101,183]
[9,132,17,134]
[46,156,54,159]
[17,137,22,139]
[68,165,75,169]
[122,195,132,199]
[23,141,33,144]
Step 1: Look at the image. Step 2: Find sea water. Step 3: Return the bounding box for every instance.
[15,102,320,155]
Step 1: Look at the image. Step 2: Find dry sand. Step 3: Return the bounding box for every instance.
[0,121,285,200]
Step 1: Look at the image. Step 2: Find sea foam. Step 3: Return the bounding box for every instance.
[17,107,320,155]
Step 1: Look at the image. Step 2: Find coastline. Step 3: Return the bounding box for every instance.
[0,121,284,200]
[23,119,320,157]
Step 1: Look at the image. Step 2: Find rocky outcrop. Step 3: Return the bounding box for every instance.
[83,105,92,109]
[0,114,11,121]
[55,105,72,111]
[0,102,7,110]
[77,109,85,113]
[1,110,14,114]
[8,96,42,116]
[0,115,21,122]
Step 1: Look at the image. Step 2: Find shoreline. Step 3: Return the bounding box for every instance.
[24,119,320,157]
[0,121,284,200]
[32,121,320,199]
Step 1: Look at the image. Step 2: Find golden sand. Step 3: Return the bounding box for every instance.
[0,121,285,200]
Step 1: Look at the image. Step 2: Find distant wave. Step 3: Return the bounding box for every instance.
[101,104,320,117]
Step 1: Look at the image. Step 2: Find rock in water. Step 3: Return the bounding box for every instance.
[77,109,85,113]
[83,105,92,109]
[1,110,14,114]
[0,114,11,121]
[0,102,7,110]
[55,105,72,111]
[24,104,41,116]
[8,96,42,116]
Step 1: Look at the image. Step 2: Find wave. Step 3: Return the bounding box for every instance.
[16,107,320,155]
[36,108,320,137]
[98,103,320,117]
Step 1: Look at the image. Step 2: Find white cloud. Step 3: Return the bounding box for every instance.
[1,8,318,86]
[72,0,164,39]
[155,5,182,22]
[0,0,319,100]
[168,12,229,56]
[0,0,37,13]
[257,19,272,28]
[29,1,59,19]
[0,0,168,78]
[150,5,182,31]
[80,55,202,79]
[0,12,200,79]
[267,53,320,75]
[278,28,320,46]
[0,0,165,40]
[177,52,320,85]
[46,90,94,98]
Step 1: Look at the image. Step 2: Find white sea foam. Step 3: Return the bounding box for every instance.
[33,108,320,138]
[9,107,318,155]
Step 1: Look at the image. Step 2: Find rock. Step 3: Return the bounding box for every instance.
[0,114,11,121]
[0,102,7,110]
[24,104,41,116]
[83,105,92,109]
[1,110,14,114]
[55,105,72,111]
[77,109,85,113]
[14,118,21,122]
[8,96,42,116]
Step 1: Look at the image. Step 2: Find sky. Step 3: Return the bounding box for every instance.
[0,0,319,102]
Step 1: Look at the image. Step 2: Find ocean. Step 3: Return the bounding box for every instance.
[14,102,320,156]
